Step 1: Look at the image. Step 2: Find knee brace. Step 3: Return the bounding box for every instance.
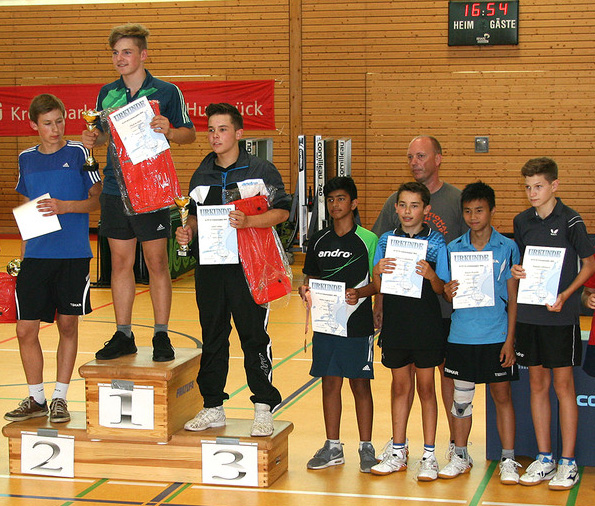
[451,380,475,418]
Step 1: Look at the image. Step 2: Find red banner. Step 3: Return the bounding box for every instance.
[0,80,275,137]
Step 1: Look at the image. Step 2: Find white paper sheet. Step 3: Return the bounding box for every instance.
[517,246,565,306]
[196,205,239,265]
[12,193,61,240]
[109,96,169,165]
[450,250,495,309]
[380,236,428,298]
[310,279,348,337]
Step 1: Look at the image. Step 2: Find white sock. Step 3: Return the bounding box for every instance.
[52,382,69,400]
[328,439,342,450]
[28,383,45,405]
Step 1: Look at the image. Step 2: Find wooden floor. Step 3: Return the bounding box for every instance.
[0,236,593,506]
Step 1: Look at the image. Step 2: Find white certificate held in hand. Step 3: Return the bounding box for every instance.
[380,236,428,299]
[450,251,494,309]
[109,96,169,165]
[310,279,348,337]
[12,193,61,240]
[517,246,565,306]
[196,205,239,265]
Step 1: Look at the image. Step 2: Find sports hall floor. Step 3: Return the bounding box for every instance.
[0,236,593,506]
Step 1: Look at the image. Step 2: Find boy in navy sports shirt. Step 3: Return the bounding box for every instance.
[4,94,101,424]
[371,181,448,481]
[299,176,378,473]
[439,182,520,484]
[512,157,595,490]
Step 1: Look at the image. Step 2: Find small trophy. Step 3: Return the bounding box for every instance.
[82,109,101,171]
[174,196,191,257]
[7,258,21,277]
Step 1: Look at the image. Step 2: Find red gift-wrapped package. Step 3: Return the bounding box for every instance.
[107,100,181,215]
[234,195,292,305]
[0,273,17,323]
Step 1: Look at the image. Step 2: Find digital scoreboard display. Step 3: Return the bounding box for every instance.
[448,1,519,46]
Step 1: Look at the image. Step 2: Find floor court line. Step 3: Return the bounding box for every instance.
[187,483,469,504]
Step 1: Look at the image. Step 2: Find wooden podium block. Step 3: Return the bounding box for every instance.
[79,347,201,442]
[3,413,293,487]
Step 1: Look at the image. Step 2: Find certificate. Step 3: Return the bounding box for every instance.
[310,279,348,337]
[13,193,61,240]
[380,236,428,298]
[517,246,565,306]
[450,251,494,309]
[196,205,239,265]
[108,96,169,165]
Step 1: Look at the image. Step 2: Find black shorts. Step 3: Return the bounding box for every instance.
[100,193,171,242]
[515,322,582,368]
[310,333,374,379]
[381,346,444,369]
[16,258,92,323]
[444,342,519,384]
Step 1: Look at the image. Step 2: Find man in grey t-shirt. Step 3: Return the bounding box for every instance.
[372,135,467,450]
[372,136,466,242]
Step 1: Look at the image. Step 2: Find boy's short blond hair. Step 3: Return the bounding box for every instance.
[29,94,65,124]
[108,23,149,50]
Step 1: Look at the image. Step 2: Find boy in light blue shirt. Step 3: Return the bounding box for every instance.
[439,182,521,484]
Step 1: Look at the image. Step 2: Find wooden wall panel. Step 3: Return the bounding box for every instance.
[0,0,594,237]
[0,0,291,233]
[301,0,595,233]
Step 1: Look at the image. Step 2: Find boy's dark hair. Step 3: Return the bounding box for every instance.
[461,181,496,210]
[29,94,65,124]
[109,23,149,51]
[521,157,558,182]
[206,103,244,130]
[323,176,358,200]
[396,181,431,207]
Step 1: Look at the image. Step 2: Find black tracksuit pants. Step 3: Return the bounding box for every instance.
[195,263,282,410]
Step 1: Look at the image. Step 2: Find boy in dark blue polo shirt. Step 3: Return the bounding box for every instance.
[512,157,595,490]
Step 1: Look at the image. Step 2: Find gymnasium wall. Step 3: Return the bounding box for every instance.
[0,0,593,235]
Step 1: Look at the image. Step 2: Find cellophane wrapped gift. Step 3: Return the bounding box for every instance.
[223,186,292,306]
[101,100,181,215]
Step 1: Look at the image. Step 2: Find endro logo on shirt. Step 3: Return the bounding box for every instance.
[318,249,352,258]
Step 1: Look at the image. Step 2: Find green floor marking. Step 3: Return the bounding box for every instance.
[163,482,193,503]
[565,466,583,506]
[468,460,497,506]
[59,477,108,506]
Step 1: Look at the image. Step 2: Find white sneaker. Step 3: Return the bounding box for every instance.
[519,455,556,486]
[184,407,226,431]
[376,438,408,462]
[416,455,439,481]
[548,461,579,491]
[251,403,273,437]
[438,453,472,479]
[499,458,522,485]
[445,441,456,461]
[371,448,407,475]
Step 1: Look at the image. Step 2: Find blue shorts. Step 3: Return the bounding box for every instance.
[310,333,374,379]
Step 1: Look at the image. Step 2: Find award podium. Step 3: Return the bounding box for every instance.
[3,347,293,487]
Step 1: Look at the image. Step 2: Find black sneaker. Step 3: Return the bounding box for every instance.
[95,331,137,360]
[152,331,175,362]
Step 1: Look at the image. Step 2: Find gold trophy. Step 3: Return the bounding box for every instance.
[174,196,191,257]
[7,258,21,277]
[82,109,101,171]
